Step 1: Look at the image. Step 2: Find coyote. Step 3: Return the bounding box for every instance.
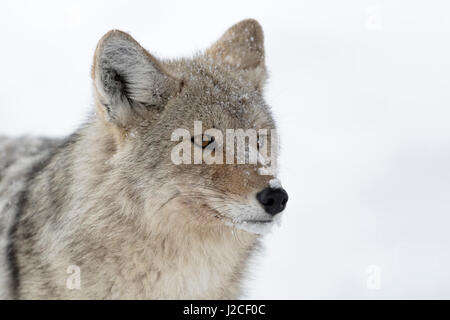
[0,19,288,299]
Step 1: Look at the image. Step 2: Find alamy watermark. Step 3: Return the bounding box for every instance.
[366,265,381,290]
[66,265,81,290]
[170,121,278,175]
[366,5,382,30]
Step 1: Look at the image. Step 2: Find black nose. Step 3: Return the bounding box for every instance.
[256,187,289,216]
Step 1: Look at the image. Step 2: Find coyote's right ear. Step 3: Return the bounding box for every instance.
[92,30,180,127]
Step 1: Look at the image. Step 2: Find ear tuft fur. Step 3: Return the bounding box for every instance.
[92,30,180,127]
[206,19,267,89]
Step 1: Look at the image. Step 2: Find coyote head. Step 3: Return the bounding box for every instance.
[91,19,288,234]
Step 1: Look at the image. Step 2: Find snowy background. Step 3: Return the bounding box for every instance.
[1,0,450,299]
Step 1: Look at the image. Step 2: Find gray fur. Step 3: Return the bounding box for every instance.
[0,19,281,299]
[0,136,62,298]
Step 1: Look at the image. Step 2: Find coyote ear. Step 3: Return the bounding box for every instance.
[92,30,180,127]
[206,19,267,89]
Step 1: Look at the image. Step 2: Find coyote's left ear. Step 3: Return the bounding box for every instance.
[206,19,267,89]
[92,30,180,128]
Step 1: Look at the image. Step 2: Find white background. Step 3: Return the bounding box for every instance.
[1,0,450,299]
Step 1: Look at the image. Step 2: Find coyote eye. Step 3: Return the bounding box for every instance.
[191,134,215,149]
[257,136,265,151]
